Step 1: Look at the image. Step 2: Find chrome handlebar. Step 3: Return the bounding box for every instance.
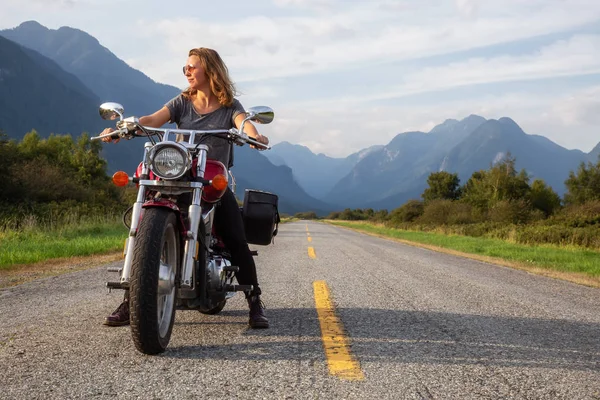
[92,123,270,150]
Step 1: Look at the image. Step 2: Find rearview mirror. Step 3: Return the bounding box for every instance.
[246,106,274,124]
[99,102,125,120]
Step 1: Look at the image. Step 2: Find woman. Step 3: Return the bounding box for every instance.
[103,47,270,329]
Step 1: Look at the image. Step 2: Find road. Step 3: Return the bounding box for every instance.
[1,221,599,399]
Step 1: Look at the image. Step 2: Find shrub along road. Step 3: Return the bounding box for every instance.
[1,221,599,398]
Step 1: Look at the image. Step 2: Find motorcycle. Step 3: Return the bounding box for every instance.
[91,102,279,355]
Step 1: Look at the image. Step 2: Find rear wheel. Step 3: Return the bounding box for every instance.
[199,300,226,315]
[130,208,179,355]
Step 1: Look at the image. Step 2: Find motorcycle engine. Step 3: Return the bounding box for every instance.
[206,255,231,292]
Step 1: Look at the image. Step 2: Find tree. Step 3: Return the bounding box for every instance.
[72,133,108,185]
[461,170,489,209]
[486,154,530,202]
[421,171,461,203]
[0,133,19,202]
[461,154,530,210]
[529,179,561,217]
[326,211,341,219]
[564,157,600,205]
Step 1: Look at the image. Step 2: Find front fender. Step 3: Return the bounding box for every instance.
[142,199,188,236]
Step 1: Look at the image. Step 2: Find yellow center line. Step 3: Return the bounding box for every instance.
[313,281,364,381]
[307,236,312,242]
[308,247,316,259]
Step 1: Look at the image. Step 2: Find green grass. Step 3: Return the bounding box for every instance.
[0,222,127,270]
[0,214,295,271]
[329,221,600,277]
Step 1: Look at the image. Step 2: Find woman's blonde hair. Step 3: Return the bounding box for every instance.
[182,47,237,107]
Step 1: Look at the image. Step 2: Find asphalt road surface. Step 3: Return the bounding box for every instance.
[1,221,599,399]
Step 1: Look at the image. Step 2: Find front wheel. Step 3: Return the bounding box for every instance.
[130,208,179,355]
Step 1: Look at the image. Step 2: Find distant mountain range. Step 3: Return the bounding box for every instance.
[266,115,599,210]
[0,21,180,118]
[262,142,383,199]
[1,21,598,214]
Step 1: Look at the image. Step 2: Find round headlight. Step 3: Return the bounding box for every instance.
[150,144,191,179]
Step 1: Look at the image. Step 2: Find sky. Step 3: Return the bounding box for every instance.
[2,0,600,157]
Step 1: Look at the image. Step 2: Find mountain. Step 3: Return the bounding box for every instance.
[233,146,337,215]
[589,142,600,163]
[322,115,486,208]
[0,21,180,118]
[323,131,432,208]
[442,117,587,193]
[0,34,106,139]
[262,141,383,199]
[322,115,596,210]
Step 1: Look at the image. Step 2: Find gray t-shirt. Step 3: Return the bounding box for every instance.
[165,94,245,167]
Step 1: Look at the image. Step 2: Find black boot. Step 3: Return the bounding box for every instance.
[247,294,269,329]
[103,299,130,326]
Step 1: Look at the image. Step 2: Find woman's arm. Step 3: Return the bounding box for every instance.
[101,106,171,143]
[234,113,269,146]
[139,106,171,128]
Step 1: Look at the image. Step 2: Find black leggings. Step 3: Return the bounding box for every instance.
[214,187,261,295]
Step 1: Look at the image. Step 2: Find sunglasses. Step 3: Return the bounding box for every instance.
[182,64,198,75]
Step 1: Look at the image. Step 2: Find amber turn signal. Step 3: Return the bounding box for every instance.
[112,171,130,187]
[211,174,228,191]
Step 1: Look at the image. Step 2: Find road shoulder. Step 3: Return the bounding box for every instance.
[330,222,600,289]
[0,252,122,288]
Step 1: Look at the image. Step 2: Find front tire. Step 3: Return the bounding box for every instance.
[130,208,179,355]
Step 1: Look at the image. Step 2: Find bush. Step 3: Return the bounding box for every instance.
[294,211,318,220]
[418,200,477,225]
[552,201,600,227]
[371,209,389,222]
[487,200,533,224]
[389,200,424,225]
[338,208,367,220]
[514,225,600,248]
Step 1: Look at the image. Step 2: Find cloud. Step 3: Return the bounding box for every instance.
[553,87,600,126]
[456,0,480,18]
[272,0,335,11]
[2,0,85,9]
[357,34,600,102]
[136,0,600,88]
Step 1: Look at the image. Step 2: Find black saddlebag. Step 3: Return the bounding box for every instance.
[242,189,280,245]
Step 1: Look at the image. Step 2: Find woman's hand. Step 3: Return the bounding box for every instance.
[100,127,119,143]
[251,133,269,150]
[234,115,269,150]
